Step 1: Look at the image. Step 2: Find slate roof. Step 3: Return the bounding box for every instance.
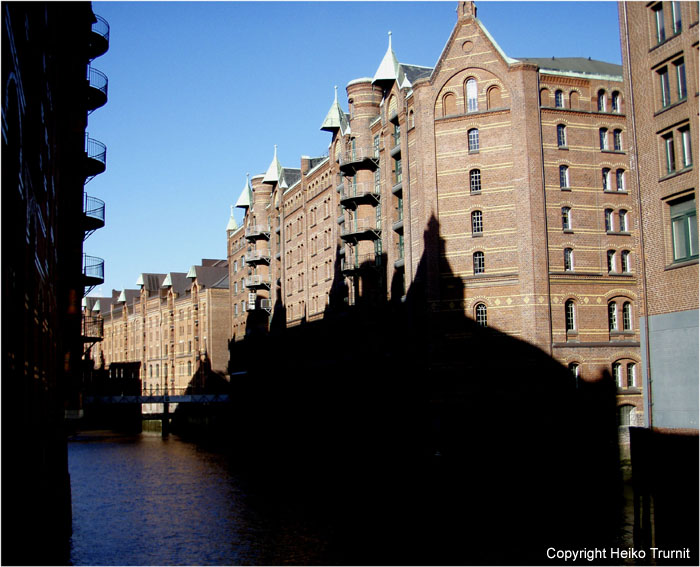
[401,64,433,84]
[282,167,302,188]
[517,57,622,77]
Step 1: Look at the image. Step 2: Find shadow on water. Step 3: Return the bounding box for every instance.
[224,215,624,565]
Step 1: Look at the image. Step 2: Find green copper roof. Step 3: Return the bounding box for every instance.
[320,86,350,133]
[226,204,238,232]
[235,174,252,209]
[262,145,282,184]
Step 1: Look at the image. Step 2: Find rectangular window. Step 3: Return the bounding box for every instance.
[663,133,676,174]
[680,126,693,168]
[394,158,402,184]
[614,130,622,151]
[671,1,682,33]
[373,134,380,158]
[670,196,698,262]
[659,66,671,107]
[675,58,687,100]
[654,4,666,43]
[599,128,608,150]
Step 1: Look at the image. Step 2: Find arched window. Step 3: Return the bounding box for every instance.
[471,210,483,234]
[621,250,631,273]
[597,89,607,112]
[626,363,637,388]
[623,302,632,330]
[605,208,614,232]
[557,124,567,147]
[564,248,574,271]
[599,128,608,150]
[468,128,479,152]
[442,92,457,117]
[473,251,485,274]
[616,169,625,191]
[613,362,623,388]
[568,362,580,380]
[466,78,478,112]
[612,91,621,113]
[569,91,580,109]
[565,300,576,331]
[619,209,628,232]
[540,88,550,106]
[408,109,415,129]
[559,165,570,188]
[562,207,572,230]
[613,129,623,151]
[469,169,481,193]
[602,168,611,191]
[187,360,192,376]
[487,85,502,109]
[607,249,616,273]
[608,301,618,331]
[555,90,564,108]
[475,303,488,327]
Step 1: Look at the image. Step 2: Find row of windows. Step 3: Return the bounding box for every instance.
[661,124,693,176]
[656,56,687,109]
[564,299,635,333]
[441,78,504,117]
[555,124,624,152]
[540,88,623,114]
[567,362,638,391]
[651,1,683,45]
[558,165,628,192]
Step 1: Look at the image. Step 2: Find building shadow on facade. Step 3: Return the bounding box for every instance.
[227,215,622,565]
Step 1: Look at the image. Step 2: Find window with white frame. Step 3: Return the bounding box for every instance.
[565,299,576,332]
[658,66,671,108]
[557,124,567,147]
[613,129,623,151]
[608,301,618,331]
[671,1,682,33]
[623,302,632,330]
[471,210,483,235]
[621,250,631,272]
[602,168,611,191]
[599,128,608,150]
[597,90,606,112]
[663,132,676,174]
[680,126,693,168]
[468,128,479,152]
[555,90,564,108]
[562,207,572,230]
[619,209,628,232]
[616,169,625,191]
[613,362,623,388]
[466,78,478,112]
[626,363,637,388]
[470,169,481,193]
[475,303,487,326]
[675,58,687,100]
[670,196,698,262]
[607,249,616,273]
[653,3,666,43]
[473,251,485,274]
[564,248,574,271]
[612,91,621,113]
[559,165,570,189]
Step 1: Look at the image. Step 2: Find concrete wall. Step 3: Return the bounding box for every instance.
[641,308,699,428]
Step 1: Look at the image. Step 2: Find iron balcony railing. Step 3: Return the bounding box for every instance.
[88,14,110,59]
[83,253,104,283]
[340,147,378,167]
[82,314,104,340]
[341,253,382,272]
[86,66,108,111]
[339,182,381,203]
[85,134,107,178]
[340,218,381,238]
[244,249,271,263]
[244,275,270,288]
[244,224,271,240]
[83,193,105,223]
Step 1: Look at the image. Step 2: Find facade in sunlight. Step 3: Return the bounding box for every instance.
[229,1,644,423]
[88,260,230,393]
[619,1,698,431]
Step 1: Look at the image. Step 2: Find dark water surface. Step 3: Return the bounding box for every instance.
[68,431,334,566]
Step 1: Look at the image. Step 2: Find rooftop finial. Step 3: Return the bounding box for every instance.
[230,204,234,216]
[334,85,338,102]
[273,144,278,157]
[388,30,392,49]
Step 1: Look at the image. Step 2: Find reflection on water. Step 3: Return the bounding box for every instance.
[68,432,332,566]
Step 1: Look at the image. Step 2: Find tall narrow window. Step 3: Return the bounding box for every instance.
[559,165,570,189]
[599,128,608,150]
[602,168,611,191]
[653,4,666,43]
[471,210,483,235]
[442,92,457,117]
[619,209,628,232]
[475,303,487,327]
[675,58,687,99]
[659,66,671,107]
[670,196,698,262]
[680,126,693,168]
[613,129,623,151]
[569,363,580,381]
[623,302,632,331]
[621,250,631,273]
[597,90,606,112]
[616,169,626,191]
[555,90,564,108]
[564,248,574,271]
[394,158,402,184]
[627,363,637,388]
[612,91,621,113]
[608,301,618,331]
[468,128,480,152]
[562,207,572,230]
[607,250,616,273]
[557,124,567,147]
[473,251,485,274]
[664,132,676,173]
[470,169,482,193]
[565,300,576,331]
[373,134,380,158]
[671,1,682,33]
[466,78,478,112]
[613,363,623,388]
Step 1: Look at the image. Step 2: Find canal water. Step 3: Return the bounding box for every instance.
[68,430,336,566]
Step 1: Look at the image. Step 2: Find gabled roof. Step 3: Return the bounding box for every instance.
[235,174,252,209]
[282,167,301,189]
[516,57,622,79]
[117,289,140,304]
[161,272,190,295]
[186,261,229,289]
[136,273,166,290]
[262,145,282,185]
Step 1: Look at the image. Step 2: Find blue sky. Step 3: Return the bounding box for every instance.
[86,1,623,297]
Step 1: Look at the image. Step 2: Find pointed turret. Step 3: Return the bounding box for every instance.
[226,205,239,233]
[320,86,350,134]
[373,31,406,88]
[235,174,252,209]
[262,145,282,185]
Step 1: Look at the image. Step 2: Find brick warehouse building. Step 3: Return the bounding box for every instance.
[618,0,698,555]
[2,2,110,563]
[229,2,644,431]
[88,259,231,396]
